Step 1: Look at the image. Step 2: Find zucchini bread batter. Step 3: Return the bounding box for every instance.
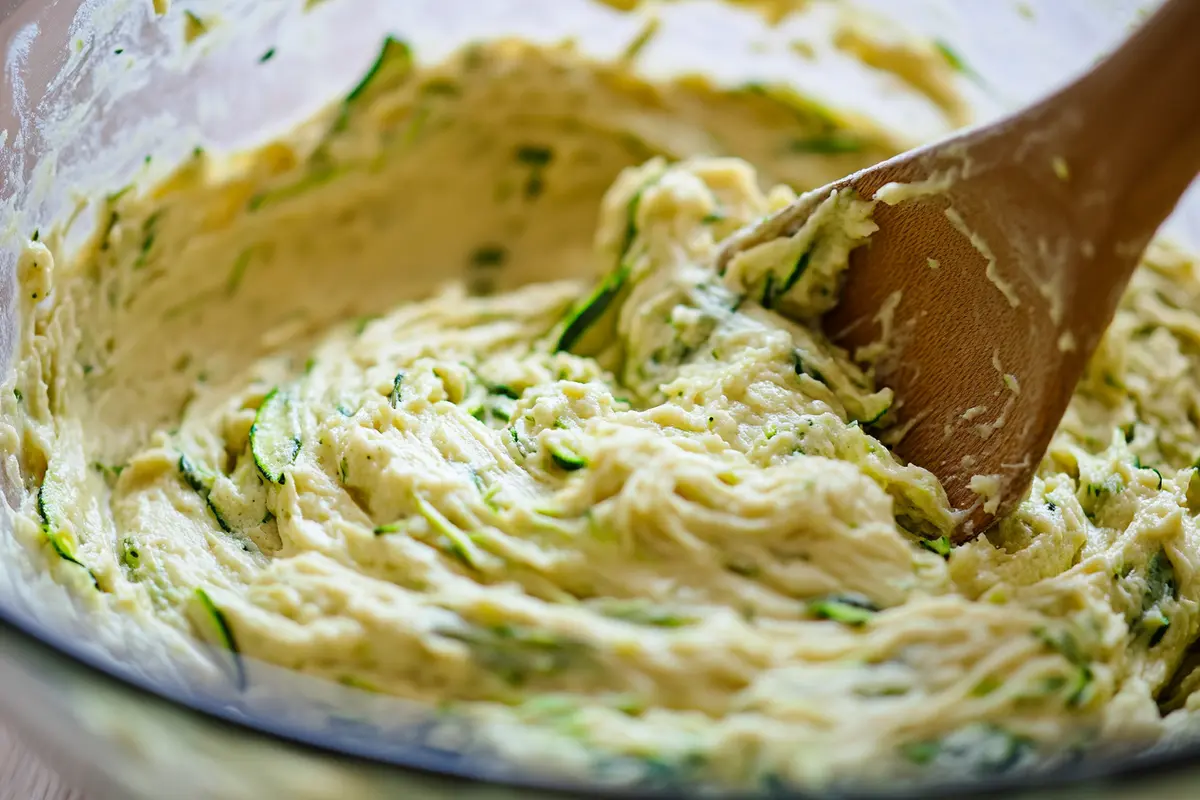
[4,33,1200,792]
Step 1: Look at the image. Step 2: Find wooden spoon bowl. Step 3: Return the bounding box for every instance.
[719,0,1200,540]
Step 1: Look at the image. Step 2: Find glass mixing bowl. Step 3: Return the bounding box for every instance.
[0,1,1197,797]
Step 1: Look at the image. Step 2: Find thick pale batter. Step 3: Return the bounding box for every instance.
[3,33,1200,793]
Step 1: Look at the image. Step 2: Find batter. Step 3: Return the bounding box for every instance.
[3,33,1200,792]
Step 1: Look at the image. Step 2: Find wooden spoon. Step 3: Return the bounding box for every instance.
[717,0,1200,542]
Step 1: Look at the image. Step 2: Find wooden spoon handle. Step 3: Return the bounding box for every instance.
[1051,0,1200,254]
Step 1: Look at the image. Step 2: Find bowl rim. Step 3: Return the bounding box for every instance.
[0,591,1195,799]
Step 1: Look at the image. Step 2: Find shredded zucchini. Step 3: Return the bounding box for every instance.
[188,587,245,689]
[249,388,301,484]
[809,594,878,626]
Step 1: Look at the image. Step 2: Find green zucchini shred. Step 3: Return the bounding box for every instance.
[791,351,826,385]
[1033,627,1086,665]
[45,529,97,586]
[620,16,660,63]
[934,39,970,73]
[388,372,405,409]
[415,496,481,568]
[1137,549,1177,646]
[178,452,233,532]
[548,441,587,472]
[552,176,657,355]
[1032,626,1096,705]
[489,383,520,400]
[469,244,507,268]
[523,170,547,198]
[183,10,208,42]
[809,593,878,625]
[353,315,379,336]
[337,675,381,693]
[437,623,590,686]
[555,172,659,353]
[513,144,551,199]
[779,248,813,296]
[119,537,142,570]
[37,477,98,586]
[974,727,1036,774]
[900,726,1034,774]
[420,78,461,97]
[334,36,413,132]
[900,740,940,765]
[346,36,412,103]
[515,694,581,722]
[760,272,776,309]
[515,144,554,167]
[178,452,214,495]
[759,246,816,310]
[1039,674,1069,695]
[594,599,696,628]
[226,244,265,295]
[1144,608,1171,647]
[554,266,630,353]
[637,752,708,787]
[1144,549,1178,605]
[248,166,343,211]
[205,453,271,534]
[970,676,1002,697]
[481,483,504,511]
[37,473,65,530]
[191,587,245,689]
[133,211,162,269]
[612,694,646,716]
[862,401,891,426]
[739,82,842,129]
[98,188,131,252]
[441,537,476,567]
[91,461,127,481]
[1065,663,1095,707]
[920,535,953,559]
[250,388,301,484]
[726,560,760,577]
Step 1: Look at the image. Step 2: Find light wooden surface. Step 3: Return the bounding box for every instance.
[0,722,81,800]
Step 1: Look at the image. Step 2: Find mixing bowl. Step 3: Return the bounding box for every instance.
[0,1,1197,797]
